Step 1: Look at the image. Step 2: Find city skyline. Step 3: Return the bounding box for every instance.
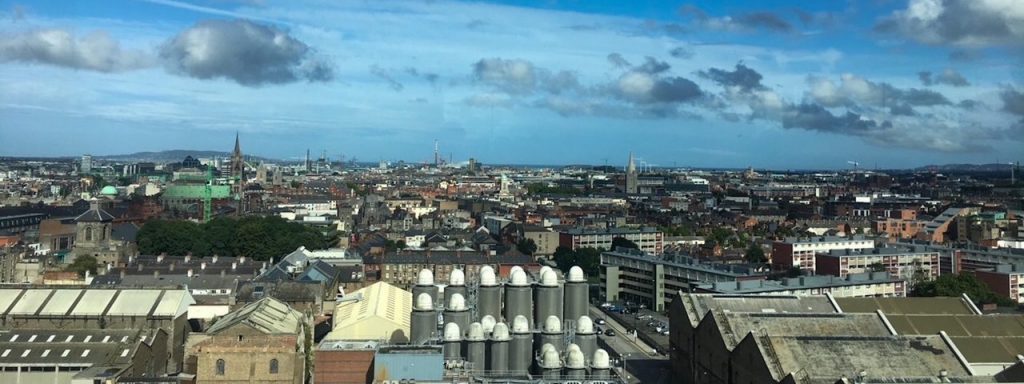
[1,0,1023,168]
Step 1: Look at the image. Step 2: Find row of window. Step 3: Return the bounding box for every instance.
[215,358,279,375]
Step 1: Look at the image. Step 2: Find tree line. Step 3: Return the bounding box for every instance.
[136,216,334,261]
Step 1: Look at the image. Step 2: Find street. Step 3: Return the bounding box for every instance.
[588,305,671,384]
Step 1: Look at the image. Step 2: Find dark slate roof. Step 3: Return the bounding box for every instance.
[235,280,324,303]
[111,223,140,242]
[75,207,115,223]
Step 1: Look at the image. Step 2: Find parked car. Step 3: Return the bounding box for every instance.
[595,318,606,325]
[604,329,616,337]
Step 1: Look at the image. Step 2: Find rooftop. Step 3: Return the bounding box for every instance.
[835,297,976,315]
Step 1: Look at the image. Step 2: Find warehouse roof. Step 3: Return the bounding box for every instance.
[716,312,891,349]
[326,282,411,343]
[679,293,837,326]
[885,314,1024,337]
[0,288,193,318]
[206,297,303,335]
[835,296,976,315]
[951,337,1024,364]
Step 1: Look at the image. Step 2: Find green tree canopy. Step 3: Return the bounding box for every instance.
[516,238,537,256]
[137,216,333,260]
[553,246,601,277]
[744,244,767,263]
[66,255,98,277]
[611,237,639,250]
[912,272,1014,306]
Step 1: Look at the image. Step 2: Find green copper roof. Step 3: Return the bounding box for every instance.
[162,185,232,199]
[100,185,118,195]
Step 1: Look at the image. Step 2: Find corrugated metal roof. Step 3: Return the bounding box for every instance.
[71,290,118,316]
[205,297,303,335]
[835,297,974,315]
[0,289,22,315]
[327,282,411,343]
[108,290,161,316]
[8,290,50,315]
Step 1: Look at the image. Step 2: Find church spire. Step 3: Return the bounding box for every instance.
[233,131,241,157]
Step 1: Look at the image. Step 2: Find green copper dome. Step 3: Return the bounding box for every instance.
[100,185,118,195]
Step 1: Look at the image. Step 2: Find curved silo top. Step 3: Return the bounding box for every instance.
[448,293,467,311]
[492,323,511,340]
[479,266,497,286]
[417,269,435,286]
[592,349,610,369]
[509,269,529,286]
[443,322,461,341]
[576,316,593,333]
[509,265,524,277]
[415,293,434,311]
[566,348,586,369]
[543,315,562,333]
[467,322,485,341]
[540,348,562,369]
[567,266,586,282]
[512,315,530,333]
[481,315,496,333]
[566,343,581,354]
[449,269,465,286]
[539,269,558,287]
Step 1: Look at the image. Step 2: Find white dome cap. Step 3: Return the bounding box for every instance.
[566,348,586,369]
[479,266,497,286]
[417,269,434,286]
[566,343,581,354]
[539,266,553,280]
[540,269,558,286]
[567,266,585,282]
[540,347,561,369]
[576,316,594,333]
[443,323,461,341]
[544,315,562,333]
[592,349,610,369]
[449,269,465,285]
[509,265,524,277]
[512,315,530,333]
[491,322,511,340]
[509,269,529,286]
[448,293,466,311]
[481,315,496,333]
[415,293,434,311]
[540,343,556,355]
[467,322,485,341]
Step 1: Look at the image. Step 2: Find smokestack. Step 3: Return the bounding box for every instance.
[201,262,207,271]
[232,262,237,271]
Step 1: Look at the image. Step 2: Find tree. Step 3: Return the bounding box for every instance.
[868,262,887,272]
[397,240,407,250]
[552,246,601,277]
[516,238,537,256]
[744,244,766,263]
[786,266,805,278]
[912,272,1014,306]
[611,237,639,250]
[67,255,98,277]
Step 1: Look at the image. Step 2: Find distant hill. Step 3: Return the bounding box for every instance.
[97,150,278,163]
[914,163,1016,172]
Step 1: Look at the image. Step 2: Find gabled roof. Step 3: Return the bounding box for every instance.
[205,297,303,335]
[75,207,115,223]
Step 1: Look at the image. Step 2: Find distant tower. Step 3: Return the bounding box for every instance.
[305,149,311,173]
[625,152,638,194]
[272,168,283,186]
[230,133,244,185]
[434,140,440,167]
[81,154,93,174]
[256,163,268,184]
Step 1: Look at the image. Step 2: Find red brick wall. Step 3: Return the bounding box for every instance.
[314,349,374,384]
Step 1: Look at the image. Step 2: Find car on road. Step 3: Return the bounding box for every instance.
[595,318,606,325]
[604,329,616,337]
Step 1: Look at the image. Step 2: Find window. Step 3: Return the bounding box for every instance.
[269,359,279,374]
[85,227,92,241]
[216,359,225,375]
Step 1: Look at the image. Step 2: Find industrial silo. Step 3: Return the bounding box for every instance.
[489,322,510,375]
[574,315,598,363]
[443,293,471,332]
[504,268,533,328]
[477,266,502,321]
[480,315,496,336]
[465,322,486,373]
[563,266,588,322]
[443,322,462,360]
[509,315,532,375]
[537,343,562,379]
[538,315,564,353]
[412,269,439,304]
[564,344,586,380]
[444,269,468,309]
[410,293,438,345]
[534,269,563,327]
[591,349,612,379]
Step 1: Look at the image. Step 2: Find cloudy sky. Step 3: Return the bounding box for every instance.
[0,0,1022,169]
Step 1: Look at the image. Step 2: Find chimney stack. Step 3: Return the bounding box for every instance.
[221,270,226,277]
[154,271,159,279]
[187,269,194,278]
[212,255,218,264]
[120,269,126,279]
[232,262,237,271]
[157,253,166,263]
[201,262,207,270]
[185,254,191,263]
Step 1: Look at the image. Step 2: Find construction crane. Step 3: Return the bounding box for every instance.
[203,165,213,223]
[847,160,860,172]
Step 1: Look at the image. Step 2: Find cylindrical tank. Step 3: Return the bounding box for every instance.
[410,293,438,345]
[412,269,439,304]
[443,293,471,332]
[509,315,532,375]
[538,343,562,379]
[534,269,563,327]
[477,266,502,321]
[489,322,511,374]
[466,322,486,373]
[443,323,462,360]
[444,269,468,309]
[591,349,612,379]
[564,344,586,380]
[504,268,533,328]
[538,315,564,353]
[480,315,497,336]
[574,315,598,363]
[563,266,589,323]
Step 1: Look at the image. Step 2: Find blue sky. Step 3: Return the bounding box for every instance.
[0,0,1022,169]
